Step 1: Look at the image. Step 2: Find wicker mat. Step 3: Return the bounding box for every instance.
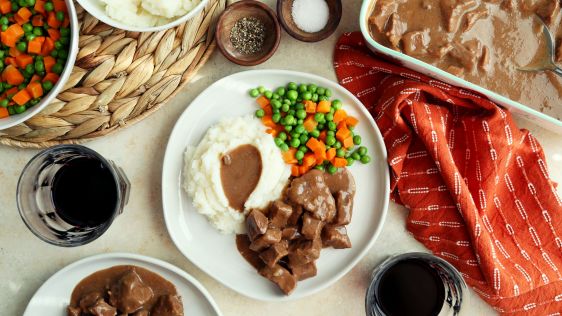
[0,0,226,148]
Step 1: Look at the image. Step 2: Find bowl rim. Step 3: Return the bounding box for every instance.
[74,0,210,33]
[276,0,342,43]
[215,0,281,66]
[0,0,79,131]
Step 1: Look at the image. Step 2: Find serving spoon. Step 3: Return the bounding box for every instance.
[518,15,562,78]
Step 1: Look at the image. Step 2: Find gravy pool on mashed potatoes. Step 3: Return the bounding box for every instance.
[183,116,291,234]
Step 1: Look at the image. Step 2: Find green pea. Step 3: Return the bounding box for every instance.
[272,113,281,123]
[357,146,368,156]
[272,93,280,100]
[25,64,34,75]
[352,152,361,160]
[326,135,336,146]
[18,83,26,90]
[42,80,54,91]
[30,98,39,105]
[56,11,64,21]
[327,131,335,137]
[16,41,27,52]
[315,165,325,171]
[274,137,284,147]
[332,99,342,109]
[60,27,70,37]
[361,155,371,164]
[33,27,42,36]
[7,106,15,115]
[59,37,69,45]
[23,23,33,33]
[295,150,304,160]
[353,135,362,145]
[11,3,19,11]
[297,119,303,125]
[298,84,308,93]
[317,87,326,95]
[310,130,320,138]
[270,99,281,109]
[336,149,346,158]
[308,84,317,93]
[290,138,300,148]
[290,131,300,140]
[317,123,325,130]
[287,82,297,90]
[26,33,36,41]
[312,93,318,102]
[279,103,288,112]
[44,1,53,11]
[279,143,289,152]
[328,121,337,131]
[327,164,337,174]
[293,125,305,134]
[249,88,259,97]
[52,63,63,74]
[14,105,26,114]
[299,135,309,146]
[54,40,63,50]
[28,0,36,6]
[1,25,7,31]
[264,90,273,99]
[34,60,45,73]
[255,109,265,118]
[285,125,292,132]
[0,99,8,107]
[256,85,265,94]
[17,0,26,7]
[346,157,355,166]
[296,109,307,120]
[319,95,329,101]
[0,17,8,25]
[285,115,295,125]
[334,141,342,149]
[275,87,285,96]
[50,49,58,58]
[286,90,298,101]
[325,89,333,97]
[325,113,334,121]
[293,102,302,110]
[303,92,313,101]
[314,113,325,123]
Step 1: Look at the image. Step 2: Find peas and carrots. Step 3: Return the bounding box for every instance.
[0,0,70,118]
[251,82,372,176]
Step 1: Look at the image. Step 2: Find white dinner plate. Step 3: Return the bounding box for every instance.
[162,69,390,301]
[23,253,222,316]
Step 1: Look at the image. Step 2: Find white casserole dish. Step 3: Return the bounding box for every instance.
[359,0,562,134]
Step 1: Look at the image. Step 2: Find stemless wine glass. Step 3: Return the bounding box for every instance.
[17,145,130,247]
[366,252,468,316]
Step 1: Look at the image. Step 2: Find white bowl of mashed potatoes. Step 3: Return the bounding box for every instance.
[76,0,209,32]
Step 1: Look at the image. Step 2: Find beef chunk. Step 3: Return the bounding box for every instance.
[385,13,406,49]
[269,201,293,228]
[249,228,282,252]
[290,262,317,281]
[334,191,353,225]
[151,295,183,316]
[67,307,81,316]
[322,226,352,249]
[369,0,402,33]
[282,227,301,240]
[79,292,103,310]
[323,168,356,197]
[440,0,478,32]
[87,299,117,316]
[260,242,289,268]
[132,311,149,316]
[449,39,482,72]
[246,210,268,241]
[109,270,154,314]
[402,30,430,56]
[301,213,324,240]
[463,7,488,32]
[287,204,303,226]
[537,0,561,26]
[259,264,297,295]
[288,170,336,221]
[288,238,322,266]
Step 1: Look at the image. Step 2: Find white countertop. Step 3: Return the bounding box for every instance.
[2,1,561,315]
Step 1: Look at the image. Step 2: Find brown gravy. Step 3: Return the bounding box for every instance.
[69,265,180,315]
[369,0,562,117]
[220,144,262,212]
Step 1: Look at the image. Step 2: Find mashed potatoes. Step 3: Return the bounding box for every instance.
[100,0,201,27]
[183,116,290,234]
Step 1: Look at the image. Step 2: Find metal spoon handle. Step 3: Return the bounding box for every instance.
[552,65,562,78]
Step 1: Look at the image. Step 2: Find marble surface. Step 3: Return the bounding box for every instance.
[1,1,562,315]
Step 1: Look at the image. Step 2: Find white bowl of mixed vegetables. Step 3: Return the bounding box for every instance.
[0,0,78,130]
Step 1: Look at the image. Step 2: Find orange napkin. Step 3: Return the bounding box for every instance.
[334,32,562,315]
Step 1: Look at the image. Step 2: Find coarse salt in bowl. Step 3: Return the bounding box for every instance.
[75,0,210,32]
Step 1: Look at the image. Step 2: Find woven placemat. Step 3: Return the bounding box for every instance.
[0,0,226,148]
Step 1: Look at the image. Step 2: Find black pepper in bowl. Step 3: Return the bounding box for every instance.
[230,17,266,55]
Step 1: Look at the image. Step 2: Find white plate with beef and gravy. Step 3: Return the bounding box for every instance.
[162,69,390,301]
[23,253,222,316]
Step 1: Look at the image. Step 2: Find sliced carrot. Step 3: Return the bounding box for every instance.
[43,72,59,83]
[303,116,318,132]
[291,165,300,177]
[9,46,22,57]
[304,100,316,113]
[28,37,44,54]
[326,148,336,161]
[42,37,54,56]
[12,89,31,105]
[62,17,70,28]
[34,0,45,14]
[47,28,60,41]
[333,109,347,124]
[332,157,348,168]
[6,87,18,97]
[317,100,331,113]
[3,65,24,85]
[343,136,354,149]
[303,153,316,168]
[30,74,41,83]
[32,15,44,27]
[27,82,43,98]
[0,0,11,14]
[263,104,273,116]
[256,95,269,108]
[298,165,309,176]
[14,13,26,25]
[0,107,8,118]
[345,116,358,127]
[336,126,351,142]
[319,130,326,142]
[47,11,61,28]
[261,115,277,129]
[306,137,326,161]
[53,0,67,12]
[1,24,24,47]
[16,7,32,22]
[283,148,298,164]
[16,54,33,68]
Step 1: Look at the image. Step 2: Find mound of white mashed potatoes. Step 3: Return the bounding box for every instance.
[100,0,201,27]
[183,116,290,234]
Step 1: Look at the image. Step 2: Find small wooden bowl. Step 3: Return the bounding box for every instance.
[277,0,342,42]
[215,0,281,66]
